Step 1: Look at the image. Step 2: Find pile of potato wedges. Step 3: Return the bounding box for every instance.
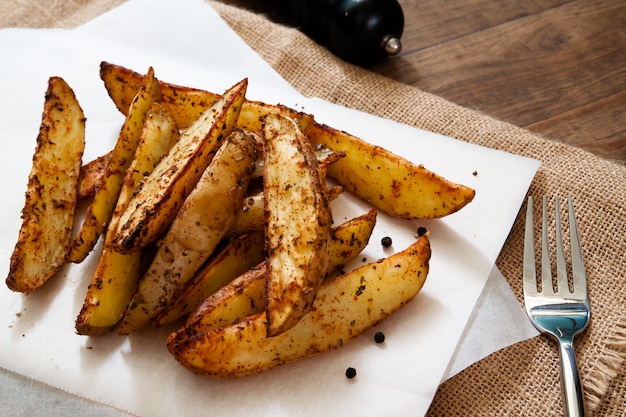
[5,62,475,377]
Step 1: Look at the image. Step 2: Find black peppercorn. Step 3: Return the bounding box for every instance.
[374,331,385,343]
[345,367,357,379]
[381,236,392,247]
[416,226,427,237]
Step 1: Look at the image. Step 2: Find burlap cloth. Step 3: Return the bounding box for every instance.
[3,1,625,416]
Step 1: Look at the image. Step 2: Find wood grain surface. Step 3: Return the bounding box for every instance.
[218,0,626,163]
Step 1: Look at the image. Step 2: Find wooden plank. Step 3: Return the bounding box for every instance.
[395,0,570,51]
[527,91,626,162]
[377,0,626,118]
[374,0,626,161]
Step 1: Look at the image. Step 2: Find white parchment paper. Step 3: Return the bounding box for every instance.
[0,1,539,416]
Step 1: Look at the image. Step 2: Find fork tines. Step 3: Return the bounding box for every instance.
[522,195,590,416]
[523,195,588,299]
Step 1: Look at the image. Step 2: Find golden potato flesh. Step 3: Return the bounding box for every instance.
[68,68,161,263]
[110,79,247,254]
[157,209,376,328]
[167,235,430,378]
[306,122,475,219]
[100,61,313,132]
[263,114,332,336]
[6,77,85,293]
[75,103,180,335]
[118,129,258,334]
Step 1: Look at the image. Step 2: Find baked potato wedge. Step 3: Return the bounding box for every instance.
[101,61,219,127]
[77,152,111,200]
[100,62,474,220]
[167,234,430,378]
[306,122,475,219]
[75,103,180,335]
[109,103,180,234]
[110,79,247,254]
[263,114,332,336]
[100,61,313,132]
[76,252,143,335]
[154,231,266,327]
[227,184,342,236]
[118,129,258,334]
[227,191,264,235]
[156,208,375,327]
[6,77,85,293]
[326,208,377,276]
[172,209,377,333]
[68,67,161,263]
[190,265,266,334]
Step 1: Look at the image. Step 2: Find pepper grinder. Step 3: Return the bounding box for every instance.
[277,0,404,66]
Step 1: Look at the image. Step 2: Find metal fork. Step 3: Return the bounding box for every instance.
[523,195,590,417]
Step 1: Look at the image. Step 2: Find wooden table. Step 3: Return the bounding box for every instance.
[218,0,626,163]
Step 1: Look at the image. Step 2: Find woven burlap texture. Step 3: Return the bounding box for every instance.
[0,0,126,29]
[3,0,626,416]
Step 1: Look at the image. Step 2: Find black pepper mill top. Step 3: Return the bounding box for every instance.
[278,0,404,66]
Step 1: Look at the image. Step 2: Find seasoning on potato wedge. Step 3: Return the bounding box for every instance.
[167,234,430,378]
[75,103,180,335]
[68,68,161,263]
[118,129,258,334]
[326,208,377,276]
[6,77,85,293]
[99,61,475,221]
[154,231,266,327]
[100,61,313,133]
[263,114,333,336]
[306,122,476,219]
[156,209,376,328]
[227,184,343,237]
[101,60,220,128]
[110,78,247,254]
[77,152,111,201]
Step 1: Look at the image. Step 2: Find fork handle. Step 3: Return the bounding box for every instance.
[558,337,586,417]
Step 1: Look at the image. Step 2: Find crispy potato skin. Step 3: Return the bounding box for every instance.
[173,210,377,334]
[227,184,342,236]
[263,114,332,336]
[100,62,474,221]
[101,61,219,128]
[100,61,313,131]
[307,123,475,219]
[157,209,376,328]
[184,264,267,334]
[6,77,85,293]
[154,231,266,327]
[75,103,180,335]
[68,68,161,263]
[327,208,377,276]
[77,152,111,200]
[168,235,430,378]
[110,79,247,254]
[118,129,258,334]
